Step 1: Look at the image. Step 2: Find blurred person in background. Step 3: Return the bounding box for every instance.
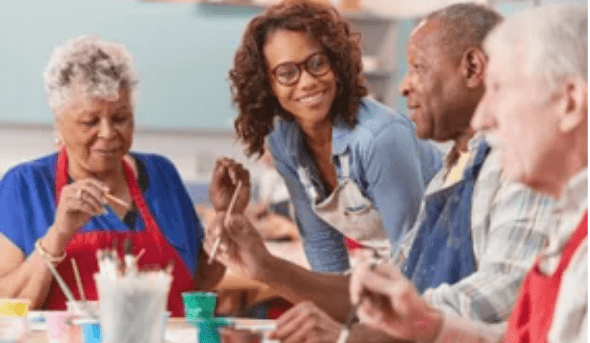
[0,35,225,316]
[350,5,587,343]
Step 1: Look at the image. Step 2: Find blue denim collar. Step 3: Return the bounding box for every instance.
[282,112,354,163]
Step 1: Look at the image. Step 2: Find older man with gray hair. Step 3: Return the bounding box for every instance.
[350,4,587,343]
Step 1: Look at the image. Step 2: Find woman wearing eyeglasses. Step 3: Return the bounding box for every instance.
[222,0,442,272]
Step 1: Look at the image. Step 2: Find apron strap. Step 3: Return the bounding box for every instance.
[55,147,69,202]
[121,161,160,238]
[339,154,350,179]
[552,211,588,277]
[463,140,490,181]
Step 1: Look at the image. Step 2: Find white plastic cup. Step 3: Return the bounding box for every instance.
[95,272,172,343]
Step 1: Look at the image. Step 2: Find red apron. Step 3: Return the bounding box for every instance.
[504,211,588,343]
[44,148,194,317]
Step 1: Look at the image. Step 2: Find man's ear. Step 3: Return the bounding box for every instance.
[460,47,486,89]
[557,77,588,133]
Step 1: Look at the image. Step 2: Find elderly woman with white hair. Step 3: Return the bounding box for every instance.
[0,35,225,316]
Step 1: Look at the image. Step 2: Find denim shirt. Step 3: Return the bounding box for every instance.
[267,98,443,271]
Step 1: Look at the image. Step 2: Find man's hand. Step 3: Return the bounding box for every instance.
[204,212,272,281]
[268,301,342,343]
[349,262,443,343]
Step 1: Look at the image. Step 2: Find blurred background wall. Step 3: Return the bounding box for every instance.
[0,0,585,204]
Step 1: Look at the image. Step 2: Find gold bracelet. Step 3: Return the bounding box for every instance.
[35,239,67,264]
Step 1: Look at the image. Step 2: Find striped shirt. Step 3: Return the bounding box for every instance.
[432,168,587,343]
[394,135,555,323]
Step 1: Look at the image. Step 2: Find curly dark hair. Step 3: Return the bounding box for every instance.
[229,0,368,157]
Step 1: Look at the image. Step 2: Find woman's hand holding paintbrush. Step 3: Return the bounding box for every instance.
[51,179,131,241]
[209,157,251,214]
[348,261,443,343]
[207,157,251,264]
[39,179,132,264]
[208,180,243,264]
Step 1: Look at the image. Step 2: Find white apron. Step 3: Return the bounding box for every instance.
[297,154,390,258]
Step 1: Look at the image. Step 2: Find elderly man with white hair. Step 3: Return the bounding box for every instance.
[349,4,587,343]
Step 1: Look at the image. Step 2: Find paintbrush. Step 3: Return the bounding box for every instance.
[135,248,146,264]
[208,180,243,264]
[70,258,86,302]
[337,261,379,343]
[42,258,83,314]
[105,193,131,210]
[337,296,367,343]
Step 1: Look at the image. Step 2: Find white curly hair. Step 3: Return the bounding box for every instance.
[43,35,139,117]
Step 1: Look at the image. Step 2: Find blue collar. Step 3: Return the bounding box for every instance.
[282,115,354,164]
[332,117,353,156]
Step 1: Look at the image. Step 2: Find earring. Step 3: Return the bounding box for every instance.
[54,135,63,148]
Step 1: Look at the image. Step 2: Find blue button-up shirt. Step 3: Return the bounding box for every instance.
[267,98,443,271]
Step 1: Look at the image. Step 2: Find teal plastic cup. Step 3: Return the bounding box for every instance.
[182,292,217,319]
[191,317,231,343]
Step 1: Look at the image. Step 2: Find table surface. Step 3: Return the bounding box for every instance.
[17,242,303,343]
[24,316,277,343]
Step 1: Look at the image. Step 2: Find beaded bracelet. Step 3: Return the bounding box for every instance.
[35,239,67,264]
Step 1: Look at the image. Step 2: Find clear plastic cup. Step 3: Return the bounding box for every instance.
[73,312,170,343]
[45,311,81,343]
[0,317,27,343]
[73,318,101,343]
[66,301,99,319]
[0,298,30,343]
[95,272,172,343]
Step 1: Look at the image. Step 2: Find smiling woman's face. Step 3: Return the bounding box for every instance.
[264,29,338,129]
[56,88,134,178]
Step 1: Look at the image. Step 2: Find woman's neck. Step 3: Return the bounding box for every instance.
[298,119,333,151]
[68,160,128,194]
[298,119,338,193]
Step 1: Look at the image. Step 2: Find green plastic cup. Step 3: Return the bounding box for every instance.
[191,317,231,343]
[182,292,217,319]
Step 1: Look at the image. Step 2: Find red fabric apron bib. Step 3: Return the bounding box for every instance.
[44,149,194,317]
[504,211,588,343]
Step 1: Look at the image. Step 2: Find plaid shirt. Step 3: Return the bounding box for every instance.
[432,168,587,343]
[543,169,587,343]
[393,135,555,322]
